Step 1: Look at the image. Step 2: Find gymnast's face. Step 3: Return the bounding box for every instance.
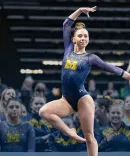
[73,29,89,48]
[4,89,16,102]
[125,96,130,111]
[31,97,45,113]
[21,104,27,117]
[7,100,22,118]
[109,106,124,124]
[95,105,104,119]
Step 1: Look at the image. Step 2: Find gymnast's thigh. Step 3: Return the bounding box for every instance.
[40,97,75,118]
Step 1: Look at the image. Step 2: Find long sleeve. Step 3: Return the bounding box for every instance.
[94,128,109,152]
[27,124,35,152]
[63,18,75,55]
[89,54,124,76]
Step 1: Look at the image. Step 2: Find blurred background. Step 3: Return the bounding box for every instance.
[0,0,130,95]
[0,0,130,152]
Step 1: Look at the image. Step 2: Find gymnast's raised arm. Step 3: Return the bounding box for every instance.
[63,7,96,55]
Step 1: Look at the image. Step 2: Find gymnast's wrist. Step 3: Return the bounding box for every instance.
[78,8,82,14]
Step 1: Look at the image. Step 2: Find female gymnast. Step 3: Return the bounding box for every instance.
[0,98,35,152]
[39,7,130,156]
[95,102,130,151]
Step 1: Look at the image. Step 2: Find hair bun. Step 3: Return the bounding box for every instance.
[75,22,86,29]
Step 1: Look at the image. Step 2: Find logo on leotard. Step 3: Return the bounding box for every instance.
[7,133,20,142]
[64,60,78,70]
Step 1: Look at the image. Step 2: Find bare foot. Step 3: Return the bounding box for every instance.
[68,130,86,143]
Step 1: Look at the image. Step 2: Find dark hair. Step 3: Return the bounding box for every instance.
[96,97,112,112]
[72,22,87,36]
[6,97,22,108]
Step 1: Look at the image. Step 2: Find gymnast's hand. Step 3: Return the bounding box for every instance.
[80,6,97,18]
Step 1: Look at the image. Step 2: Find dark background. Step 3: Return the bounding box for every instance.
[0,0,130,91]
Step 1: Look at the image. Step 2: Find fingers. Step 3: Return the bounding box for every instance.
[81,6,97,18]
[87,6,97,18]
[92,6,97,10]
[90,6,97,12]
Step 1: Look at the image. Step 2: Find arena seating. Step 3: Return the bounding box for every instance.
[1,0,130,87]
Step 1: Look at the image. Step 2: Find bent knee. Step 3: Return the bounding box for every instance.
[39,106,49,119]
[85,133,96,144]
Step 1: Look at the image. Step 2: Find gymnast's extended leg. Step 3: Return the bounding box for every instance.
[78,95,98,156]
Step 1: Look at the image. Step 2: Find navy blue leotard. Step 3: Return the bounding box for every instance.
[61,18,124,111]
[0,121,35,152]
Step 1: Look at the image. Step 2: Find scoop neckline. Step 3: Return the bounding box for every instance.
[73,51,89,55]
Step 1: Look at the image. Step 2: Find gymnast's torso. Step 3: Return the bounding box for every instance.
[62,51,90,100]
[61,17,124,111]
